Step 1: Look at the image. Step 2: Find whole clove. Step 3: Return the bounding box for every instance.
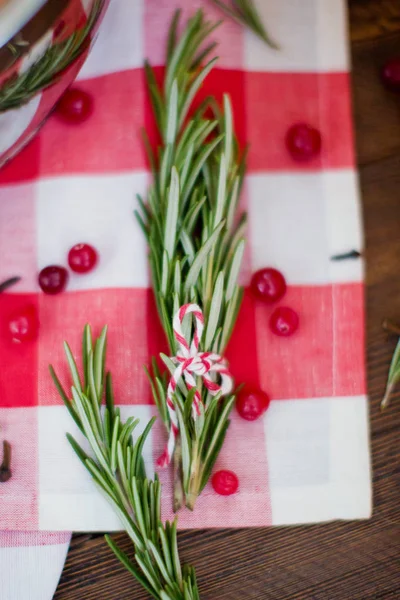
[0,440,12,483]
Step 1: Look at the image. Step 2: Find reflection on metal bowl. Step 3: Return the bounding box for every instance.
[0,0,108,169]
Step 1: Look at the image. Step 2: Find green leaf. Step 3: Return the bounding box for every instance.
[180,144,195,189]
[225,239,245,301]
[183,387,198,424]
[105,536,159,600]
[226,176,240,231]
[170,519,183,586]
[105,372,115,417]
[210,0,279,48]
[382,337,400,408]
[176,406,191,490]
[111,414,121,473]
[144,61,165,133]
[160,354,187,395]
[135,552,160,593]
[165,10,202,95]
[159,525,174,580]
[184,220,225,291]
[190,41,218,71]
[87,351,103,435]
[161,251,170,297]
[63,341,83,393]
[178,57,218,129]
[181,134,224,206]
[120,417,139,450]
[82,324,93,389]
[164,167,180,258]
[174,260,182,297]
[148,540,174,587]
[166,79,178,145]
[166,9,181,64]
[388,337,400,382]
[145,368,167,424]
[180,229,195,265]
[160,143,173,195]
[94,325,107,400]
[131,477,147,537]
[49,365,84,434]
[66,433,90,466]
[204,271,224,348]
[183,195,206,235]
[133,417,157,476]
[213,154,227,229]
[84,457,119,503]
[223,94,233,170]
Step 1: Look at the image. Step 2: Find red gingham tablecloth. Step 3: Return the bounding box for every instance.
[0,0,371,536]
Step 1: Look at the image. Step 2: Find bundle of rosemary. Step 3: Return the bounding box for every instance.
[51,326,200,600]
[136,9,247,511]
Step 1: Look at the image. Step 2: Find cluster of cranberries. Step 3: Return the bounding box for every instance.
[7,244,98,344]
[251,267,299,336]
[38,243,98,295]
[213,268,298,496]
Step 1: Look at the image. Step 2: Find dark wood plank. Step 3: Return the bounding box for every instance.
[349,0,400,42]
[54,4,400,599]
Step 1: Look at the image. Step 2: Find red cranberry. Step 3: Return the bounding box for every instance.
[381,58,400,91]
[38,265,68,295]
[236,388,270,421]
[212,470,239,496]
[286,123,322,161]
[55,88,94,124]
[269,306,299,337]
[68,243,98,274]
[251,268,286,304]
[7,305,39,343]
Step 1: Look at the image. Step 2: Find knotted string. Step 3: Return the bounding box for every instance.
[157,303,233,468]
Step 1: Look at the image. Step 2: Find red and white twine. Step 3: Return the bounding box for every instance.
[157,303,233,468]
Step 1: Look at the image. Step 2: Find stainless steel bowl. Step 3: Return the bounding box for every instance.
[0,0,108,168]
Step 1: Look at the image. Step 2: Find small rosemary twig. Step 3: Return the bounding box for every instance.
[210,0,279,48]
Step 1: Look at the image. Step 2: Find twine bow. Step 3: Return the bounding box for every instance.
[157,303,233,468]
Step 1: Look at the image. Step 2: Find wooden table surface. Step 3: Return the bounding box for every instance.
[54,2,400,598]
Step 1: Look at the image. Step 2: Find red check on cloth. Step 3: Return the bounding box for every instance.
[0,0,372,597]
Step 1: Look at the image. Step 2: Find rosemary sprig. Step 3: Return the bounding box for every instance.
[0,0,105,112]
[136,10,246,511]
[210,0,278,48]
[50,325,200,600]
